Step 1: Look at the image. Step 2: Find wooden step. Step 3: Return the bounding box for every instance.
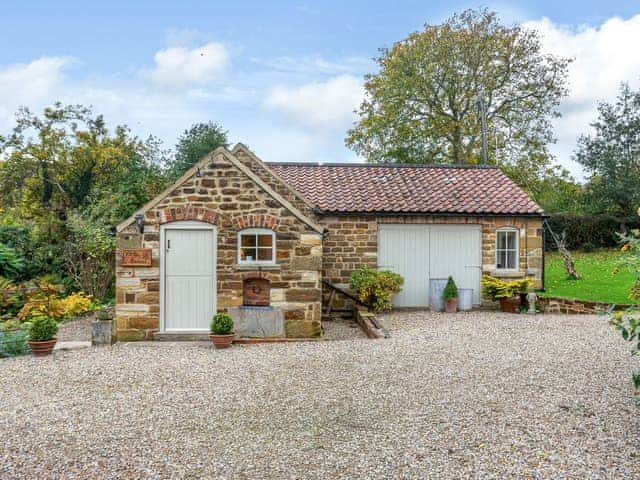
[152,332,209,341]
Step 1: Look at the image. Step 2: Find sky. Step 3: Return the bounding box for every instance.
[1,1,640,180]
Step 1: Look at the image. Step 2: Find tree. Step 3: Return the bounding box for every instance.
[165,122,229,180]
[346,8,570,175]
[575,83,640,221]
[0,104,168,299]
[0,104,167,226]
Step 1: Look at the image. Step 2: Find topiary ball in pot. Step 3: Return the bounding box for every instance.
[442,276,459,313]
[209,312,234,349]
[28,315,58,356]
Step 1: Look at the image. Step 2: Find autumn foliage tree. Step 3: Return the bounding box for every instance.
[346,8,570,185]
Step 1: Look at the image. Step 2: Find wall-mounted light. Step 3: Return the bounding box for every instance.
[134,213,145,234]
[195,167,203,177]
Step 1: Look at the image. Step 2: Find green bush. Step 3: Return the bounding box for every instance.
[210,312,234,335]
[442,276,458,301]
[63,214,116,301]
[349,266,404,312]
[0,243,25,280]
[28,315,58,341]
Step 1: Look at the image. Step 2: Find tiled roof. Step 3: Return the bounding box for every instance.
[267,163,543,215]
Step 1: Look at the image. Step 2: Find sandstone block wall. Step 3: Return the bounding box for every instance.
[319,215,543,309]
[115,152,322,341]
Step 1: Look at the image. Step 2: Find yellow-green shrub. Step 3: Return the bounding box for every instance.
[349,267,404,312]
[481,275,531,301]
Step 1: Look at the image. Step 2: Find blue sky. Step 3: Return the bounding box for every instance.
[1,1,640,178]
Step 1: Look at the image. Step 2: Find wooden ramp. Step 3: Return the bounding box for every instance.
[323,280,389,339]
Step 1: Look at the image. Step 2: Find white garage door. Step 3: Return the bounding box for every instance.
[378,224,482,307]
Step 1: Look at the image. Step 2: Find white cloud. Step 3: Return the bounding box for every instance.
[524,14,640,179]
[263,74,364,131]
[0,56,74,129]
[150,41,229,89]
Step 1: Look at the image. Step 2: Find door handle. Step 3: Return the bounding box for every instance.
[166,239,171,252]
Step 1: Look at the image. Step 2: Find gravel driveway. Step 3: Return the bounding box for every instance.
[0,312,638,479]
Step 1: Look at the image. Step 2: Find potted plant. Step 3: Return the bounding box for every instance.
[481,275,532,313]
[442,276,459,313]
[28,315,58,356]
[209,312,235,349]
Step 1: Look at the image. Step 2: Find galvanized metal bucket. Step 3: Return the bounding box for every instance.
[429,278,448,311]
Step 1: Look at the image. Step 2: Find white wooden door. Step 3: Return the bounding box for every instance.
[163,224,216,331]
[429,225,482,305]
[378,224,482,307]
[378,224,430,307]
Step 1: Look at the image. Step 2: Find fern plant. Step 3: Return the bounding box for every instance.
[0,244,24,280]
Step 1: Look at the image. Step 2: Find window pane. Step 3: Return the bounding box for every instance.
[258,247,273,261]
[506,251,516,269]
[506,231,516,249]
[240,247,257,261]
[241,234,257,247]
[497,250,506,269]
[258,234,273,247]
[497,232,507,250]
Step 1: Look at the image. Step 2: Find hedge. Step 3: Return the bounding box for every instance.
[544,214,640,251]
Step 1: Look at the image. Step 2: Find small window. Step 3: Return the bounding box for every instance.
[496,229,518,270]
[238,229,275,264]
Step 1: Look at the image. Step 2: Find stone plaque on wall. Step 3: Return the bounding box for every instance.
[121,248,152,267]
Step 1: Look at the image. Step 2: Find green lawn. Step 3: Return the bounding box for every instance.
[542,250,636,304]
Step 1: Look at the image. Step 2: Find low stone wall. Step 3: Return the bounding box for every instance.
[539,296,635,314]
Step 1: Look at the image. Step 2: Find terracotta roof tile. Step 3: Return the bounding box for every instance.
[267,163,543,215]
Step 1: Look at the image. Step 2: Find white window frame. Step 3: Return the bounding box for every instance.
[237,228,276,265]
[495,228,519,271]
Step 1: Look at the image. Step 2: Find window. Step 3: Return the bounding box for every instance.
[496,229,518,270]
[238,229,275,264]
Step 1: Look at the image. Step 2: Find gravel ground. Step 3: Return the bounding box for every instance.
[57,314,93,342]
[0,312,638,479]
[322,318,368,340]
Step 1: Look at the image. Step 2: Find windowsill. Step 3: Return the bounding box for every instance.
[489,270,525,278]
[234,264,281,271]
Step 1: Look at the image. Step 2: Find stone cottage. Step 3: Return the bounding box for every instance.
[115,144,544,341]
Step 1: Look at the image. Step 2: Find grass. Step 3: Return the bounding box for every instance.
[542,250,636,305]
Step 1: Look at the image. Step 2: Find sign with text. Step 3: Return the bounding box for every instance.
[121,248,152,267]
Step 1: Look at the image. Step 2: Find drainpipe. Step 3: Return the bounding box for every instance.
[540,221,546,292]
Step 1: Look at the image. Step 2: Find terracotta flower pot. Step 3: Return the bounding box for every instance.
[444,298,458,313]
[209,333,235,349]
[499,296,521,313]
[28,339,57,357]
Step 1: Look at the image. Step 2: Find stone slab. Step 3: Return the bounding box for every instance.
[54,341,91,351]
[228,306,285,338]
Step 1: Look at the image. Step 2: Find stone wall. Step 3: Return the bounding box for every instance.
[115,151,322,341]
[318,215,543,309]
[539,296,633,314]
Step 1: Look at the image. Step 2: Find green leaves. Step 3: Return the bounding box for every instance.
[28,315,58,342]
[211,312,234,335]
[442,276,459,301]
[0,244,25,280]
[575,83,640,217]
[349,266,404,312]
[166,122,229,181]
